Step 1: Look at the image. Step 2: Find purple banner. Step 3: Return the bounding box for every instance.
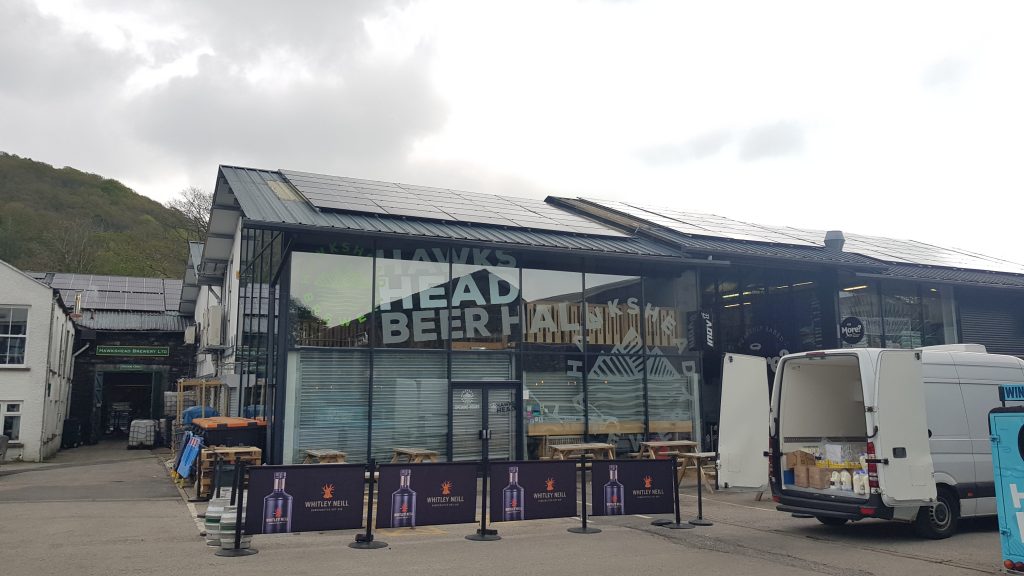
[375,463,478,528]
[244,464,366,534]
[489,460,577,522]
[589,459,674,516]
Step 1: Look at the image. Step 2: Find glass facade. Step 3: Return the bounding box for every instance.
[279,237,703,464]
[837,276,957,349]
[232,225,1000,465]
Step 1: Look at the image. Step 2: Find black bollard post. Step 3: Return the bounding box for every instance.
[351,459,388,549]
[568,455,601,534]
[689,455,713,526]
[215,462,258,556]
[664,456,693,530]
[467,429,499,541]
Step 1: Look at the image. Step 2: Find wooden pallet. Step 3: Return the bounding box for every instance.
[199,446,261,463]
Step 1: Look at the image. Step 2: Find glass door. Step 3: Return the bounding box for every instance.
[449,383,520,461]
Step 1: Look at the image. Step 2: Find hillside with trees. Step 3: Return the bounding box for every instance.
[0,153,201,277]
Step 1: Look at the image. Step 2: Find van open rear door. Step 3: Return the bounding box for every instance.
[874,350,937,507]
[718,353,769,489]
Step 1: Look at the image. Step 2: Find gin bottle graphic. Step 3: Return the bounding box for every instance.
[263,471,294,533]
[502,466,525,521]
[604,464,625,515]
[391,468,417,527]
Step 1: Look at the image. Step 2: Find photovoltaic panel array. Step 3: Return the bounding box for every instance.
[39,273,183,311]
[281,170,626,237]
[588,199,1024,274]
[587,199,820,246]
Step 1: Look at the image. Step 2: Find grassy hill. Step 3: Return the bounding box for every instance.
[0,153,191,277]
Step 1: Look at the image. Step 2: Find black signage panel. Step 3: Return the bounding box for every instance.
[687,310,715,351]
[488,460,577,522]
[590,459,674,516]
[376,463,478,528]
[244,464,366,535]
[840,317,865,345]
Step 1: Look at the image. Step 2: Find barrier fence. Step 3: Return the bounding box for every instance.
[213,455,711,556]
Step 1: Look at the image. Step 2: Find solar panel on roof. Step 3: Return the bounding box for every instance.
[281,169,628,238]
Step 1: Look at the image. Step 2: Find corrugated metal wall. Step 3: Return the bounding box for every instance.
[959,290,1024,357]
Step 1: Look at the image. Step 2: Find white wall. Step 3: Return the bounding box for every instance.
[0,262,74,462]
[192,218,243,380]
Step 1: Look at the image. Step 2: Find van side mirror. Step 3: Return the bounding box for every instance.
[928,429,932,438]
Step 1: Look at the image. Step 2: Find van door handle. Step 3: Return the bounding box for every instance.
[864,458,889,465]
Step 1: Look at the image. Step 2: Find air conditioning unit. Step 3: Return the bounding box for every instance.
[184,325,196,344]
[201,305,225,348]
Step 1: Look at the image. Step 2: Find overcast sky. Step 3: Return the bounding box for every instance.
[3,0,1022,265]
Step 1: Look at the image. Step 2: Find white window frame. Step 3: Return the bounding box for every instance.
[0,306,29,368]
[1,401,22,441]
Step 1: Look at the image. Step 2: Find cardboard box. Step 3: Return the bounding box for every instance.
[794,465,810,487]
[785,450,817,468]
[807,466,832,490]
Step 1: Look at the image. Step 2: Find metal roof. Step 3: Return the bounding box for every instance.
[75,310,191,332]
[219,166,679,258]
[864,264,1024,289]
[29,272,183,312]
[671,235,883,266]
[549,197,883,268]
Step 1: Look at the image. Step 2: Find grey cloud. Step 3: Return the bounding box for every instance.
[923,57,969,90]
[638,121,804,166]
[738,121,804,162]
[0,0,449,198]
[0,1,139,100]
[638,129,734,165]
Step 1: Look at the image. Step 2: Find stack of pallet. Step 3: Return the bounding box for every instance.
[197,446,261,498]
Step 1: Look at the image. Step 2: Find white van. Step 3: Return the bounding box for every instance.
[768,344,1024,538]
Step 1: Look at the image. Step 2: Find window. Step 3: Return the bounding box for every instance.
[2,403,20,441]
[289,251,373,348]
[0,307,28,365]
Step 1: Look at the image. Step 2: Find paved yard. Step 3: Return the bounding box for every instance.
[0,444,1004,576]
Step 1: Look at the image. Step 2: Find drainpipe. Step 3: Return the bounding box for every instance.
[40,295,58,460]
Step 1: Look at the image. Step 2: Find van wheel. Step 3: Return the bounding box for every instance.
[816,517,848,526]
[914,489,959,539]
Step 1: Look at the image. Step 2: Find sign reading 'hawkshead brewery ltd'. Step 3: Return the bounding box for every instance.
[244,465,365,535]
[589,459,674,516]
[488,460,577,522]
[375,463,478,528]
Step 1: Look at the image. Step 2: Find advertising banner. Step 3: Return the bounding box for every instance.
[590,459,674,516]
[989,405,1024,567]
[244,465,366,535]
[376,463,478,528]
[488,461,577,522]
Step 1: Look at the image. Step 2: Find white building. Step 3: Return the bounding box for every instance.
[0,259,76,462]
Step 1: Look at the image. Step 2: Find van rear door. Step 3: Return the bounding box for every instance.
[874,350,937,507]
[718,353,769,489]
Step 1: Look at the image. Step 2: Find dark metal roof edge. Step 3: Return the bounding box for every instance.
[856,270,1024,290]
[240,219,687,262]
[548,197,885,272]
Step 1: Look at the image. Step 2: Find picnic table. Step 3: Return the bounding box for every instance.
[637,440,699,460]
[301,449,348,464]
[677,451,718,490]
[391,447,440,464]
[547,442,615,460]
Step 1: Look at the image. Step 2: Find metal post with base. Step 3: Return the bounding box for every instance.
[215,462,258,557]
[688,454,713,527]
[568,455,600,534]
[657,456,693,530]
[467,428,500,541]
[350,459,388,549]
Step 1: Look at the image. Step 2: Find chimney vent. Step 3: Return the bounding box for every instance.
[824,230,845,252]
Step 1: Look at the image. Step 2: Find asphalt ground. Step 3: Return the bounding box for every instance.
[0,442,1004,576]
